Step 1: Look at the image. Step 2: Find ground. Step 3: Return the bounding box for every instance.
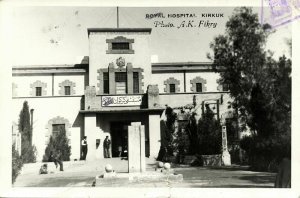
[13,158,276,188]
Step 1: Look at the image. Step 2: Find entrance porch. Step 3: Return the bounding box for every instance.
[80,109,163,160]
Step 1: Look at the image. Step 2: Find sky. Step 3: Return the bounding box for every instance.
[10,6,291,66]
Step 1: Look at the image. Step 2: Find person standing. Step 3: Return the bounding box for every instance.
[81,136,88,160]
[104,136,111,158]
[54,150,64,171]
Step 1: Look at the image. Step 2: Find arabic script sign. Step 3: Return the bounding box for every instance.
[101,95,142,107]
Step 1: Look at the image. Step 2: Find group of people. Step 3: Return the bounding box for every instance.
[81,135,112,160]
[43,135,114,174]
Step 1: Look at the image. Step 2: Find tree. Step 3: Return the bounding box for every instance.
[209,7,291,170]
[12,144,23,183]
[18,101,36,163]
[197,105,222,155]
[209,7,291,137]
[43,126,71,162]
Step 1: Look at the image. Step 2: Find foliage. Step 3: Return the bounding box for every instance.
[43,126,71,162]
[18,101,36,163]
[240,134,290,172]
[209,7,291,170]
[185,112,198,154]
[197,105,222,155]
[18,101,32,144]
[12,144,23,184]
[21,137,37,163]
[171,124,190,155]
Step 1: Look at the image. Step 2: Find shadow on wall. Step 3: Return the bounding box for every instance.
[72,113,84,159]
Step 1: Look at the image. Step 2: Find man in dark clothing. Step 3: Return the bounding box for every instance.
[54,150,64,171]
[104,136,111,158]
[81,136,88,160]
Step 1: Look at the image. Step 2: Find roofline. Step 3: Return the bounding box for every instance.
[152,62,224,72]
[12,64,88,75]
[152,62,214,67]
[12,64,88,70]
[88,28,152,35]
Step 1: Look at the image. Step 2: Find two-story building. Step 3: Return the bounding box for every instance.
[12,28,232,161]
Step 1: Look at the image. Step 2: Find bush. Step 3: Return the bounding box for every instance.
[21,137,37,163]
[197,105,222,155]
[43,127,71,162]
[12,144,23,183]
[240,134,291,172]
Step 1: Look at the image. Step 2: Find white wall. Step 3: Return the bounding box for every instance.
[150,73,184,93]
[13,73,86,97]
[186,71,220,92]
[151,71,221,93]
[13,75,52,97]
[12,97,83,161]
[53,73,85,96]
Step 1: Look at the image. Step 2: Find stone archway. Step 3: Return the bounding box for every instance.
[45,116,71,144]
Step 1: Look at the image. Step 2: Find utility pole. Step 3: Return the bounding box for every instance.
[117,6,119,28]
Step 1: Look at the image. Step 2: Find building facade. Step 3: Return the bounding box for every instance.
[12,28,232,161]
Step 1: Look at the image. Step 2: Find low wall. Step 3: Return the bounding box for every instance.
[201,154,222,166]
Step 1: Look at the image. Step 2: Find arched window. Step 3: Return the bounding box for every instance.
[45,116,71,144]
[30,80,47,96]
[190,77,207,92]
[164,77,180,93]
[59,80,76,96]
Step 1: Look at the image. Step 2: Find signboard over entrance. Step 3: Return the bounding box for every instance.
[101,95,142,107]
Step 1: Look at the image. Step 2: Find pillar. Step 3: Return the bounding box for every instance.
[128,122,145,173]
[108,63,115,94]
[127,63,133,94]
[221,125,231,166]
[148,114,161,158]
[84,113,98,161]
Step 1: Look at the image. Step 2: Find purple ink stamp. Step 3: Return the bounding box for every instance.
[261,0,300,28]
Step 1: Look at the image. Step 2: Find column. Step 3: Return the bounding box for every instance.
[127,63,133,94]
[128,122,145,173]
[148,114,161,158]
[84,113,98,161]
[221,125,231,166]
[108,63,115,94]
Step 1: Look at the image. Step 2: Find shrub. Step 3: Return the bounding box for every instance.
[240,134,291,172]
[12,144,23,184]
[43,127,71,162]
[197,105,222,155]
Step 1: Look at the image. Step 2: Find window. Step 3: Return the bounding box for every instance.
[169,84,176,93]
[52,124,65,138]
[36,87,42,96]
[196,83,202,92]
[106,36,134,54]
[133,72,139,93]
[112,42,129,50]
[115,72,127,94]
[64,86,71,95]
[103,72,109,94]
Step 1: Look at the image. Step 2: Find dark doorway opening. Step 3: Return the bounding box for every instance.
[110,121,131,157]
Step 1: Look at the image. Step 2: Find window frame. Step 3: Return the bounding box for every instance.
[36,87,42,96]
[196,83,203,92]
[64,86,71,95]
[169,84,176,93]
[106,36,134,54]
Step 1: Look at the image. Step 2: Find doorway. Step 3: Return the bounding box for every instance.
[110,121,131,157]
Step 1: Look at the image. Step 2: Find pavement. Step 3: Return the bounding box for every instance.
[13,158,276,188]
